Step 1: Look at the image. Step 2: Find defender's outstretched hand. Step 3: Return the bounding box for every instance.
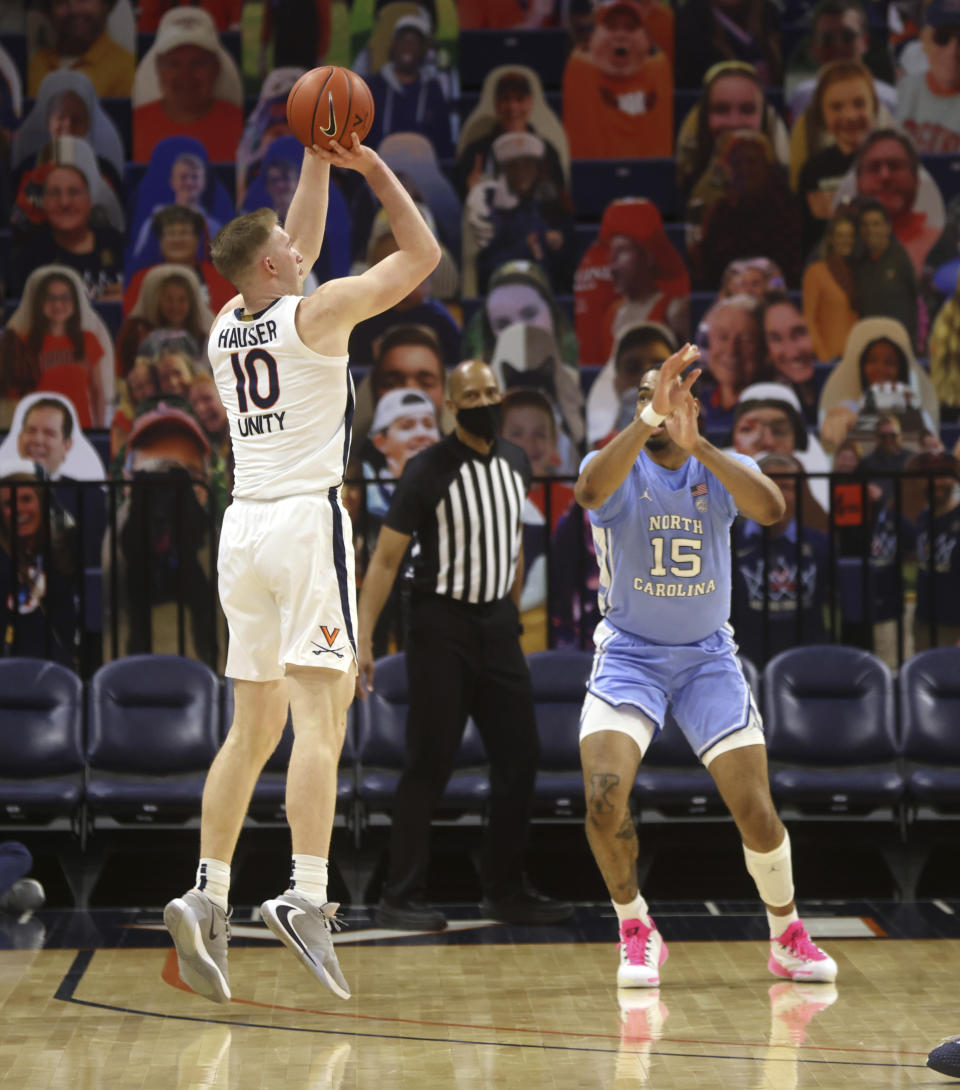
[650,343,701,420]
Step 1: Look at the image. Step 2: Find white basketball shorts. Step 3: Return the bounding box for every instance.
[218,489,358,681]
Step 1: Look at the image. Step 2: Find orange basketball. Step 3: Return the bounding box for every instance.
[285,66,375,151]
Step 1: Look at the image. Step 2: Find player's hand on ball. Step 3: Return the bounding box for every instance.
[651,343,701,419]
[313,133,379,175]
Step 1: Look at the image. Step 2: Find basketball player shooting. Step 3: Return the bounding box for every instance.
[574,345,838,989]
[163,135,440,1004]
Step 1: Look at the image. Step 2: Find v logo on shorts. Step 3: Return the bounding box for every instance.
[320,626,340,646]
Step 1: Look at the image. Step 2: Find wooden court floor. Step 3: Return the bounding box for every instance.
[1,906,957,1090]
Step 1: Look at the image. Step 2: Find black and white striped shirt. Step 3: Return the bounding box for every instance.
[384,434,530,603]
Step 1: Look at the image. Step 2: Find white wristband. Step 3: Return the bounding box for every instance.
[640,403,666,427]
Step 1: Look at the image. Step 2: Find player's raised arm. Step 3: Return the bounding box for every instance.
[283,147,332,272]
[310,135,440,326]
[667,396,786,525]
[693,441,786,525]
[575,344,700,510]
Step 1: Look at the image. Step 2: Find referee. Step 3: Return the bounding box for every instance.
[357,360,573,931]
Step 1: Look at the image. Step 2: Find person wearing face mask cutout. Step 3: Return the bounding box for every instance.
[356,358,575,932]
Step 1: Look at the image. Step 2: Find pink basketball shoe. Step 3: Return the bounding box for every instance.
[617,917,669,987]
[769,921,838,983]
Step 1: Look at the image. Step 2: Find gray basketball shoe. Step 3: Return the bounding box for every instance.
[260,893,350,999]
[163,890,231,1004]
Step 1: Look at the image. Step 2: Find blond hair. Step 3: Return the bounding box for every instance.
[210,207,278,288]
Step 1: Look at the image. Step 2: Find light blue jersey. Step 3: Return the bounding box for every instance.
[584,447,760,645]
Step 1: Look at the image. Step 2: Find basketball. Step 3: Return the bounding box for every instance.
[286,66,374,151]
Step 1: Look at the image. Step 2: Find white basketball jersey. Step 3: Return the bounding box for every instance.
[208,295,353,500]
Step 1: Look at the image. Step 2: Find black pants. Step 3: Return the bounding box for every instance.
[383,593,540,904]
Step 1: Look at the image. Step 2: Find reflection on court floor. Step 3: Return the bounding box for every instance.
[0,900,956,1089]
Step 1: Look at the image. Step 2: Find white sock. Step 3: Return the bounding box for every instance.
[768,908,799,939]
[195,858,230,913]
[612,892,650,926]
[289,854,328,907]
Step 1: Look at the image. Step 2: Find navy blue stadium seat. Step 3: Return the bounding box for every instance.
[355,653,490,819]
[85,431,110,470]
[941,421,960,453]
[665,221,686,255]
[458,29,568,89]
[763,645,902,815]
[704,425,732,447]
[0,230,10,289]
[526,649,592,815]
[690,291,716,330]
[86,654,220,824]
[99,98,132,159]
[633,712,720,814]
[579,363,602,396]
[460,296,483,329]
[0,33,26,79]
[899,647,960,814]
[221,679,356,824]
[0,659,84,830]
[920,154,960,201]
[92,299,123,337]
[573,221,594,262]
[571,158,677,218]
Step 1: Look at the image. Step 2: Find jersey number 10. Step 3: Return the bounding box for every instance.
[230,349,280,412]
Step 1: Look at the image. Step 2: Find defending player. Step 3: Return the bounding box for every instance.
[574,345,838,988]
[163,136,440,1003]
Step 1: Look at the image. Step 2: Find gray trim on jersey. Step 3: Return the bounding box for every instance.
[593,524,613,617]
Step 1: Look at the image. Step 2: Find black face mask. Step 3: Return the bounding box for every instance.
[456,402,502,442]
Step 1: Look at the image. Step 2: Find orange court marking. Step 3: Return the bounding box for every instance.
[159,948,928,1060]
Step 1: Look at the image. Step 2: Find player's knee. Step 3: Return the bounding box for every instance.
[225,714,286,762]
[731,791,782,846]
[583,785,631,837]
[582,761,632,822]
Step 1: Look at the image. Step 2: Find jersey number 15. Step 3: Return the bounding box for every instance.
[649,536,702,578]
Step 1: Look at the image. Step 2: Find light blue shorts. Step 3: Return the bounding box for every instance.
[584,619,762,759]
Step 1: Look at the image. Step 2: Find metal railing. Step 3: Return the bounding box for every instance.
[1,467,955,679]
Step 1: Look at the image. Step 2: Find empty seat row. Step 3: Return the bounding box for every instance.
[1,646,958,845]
